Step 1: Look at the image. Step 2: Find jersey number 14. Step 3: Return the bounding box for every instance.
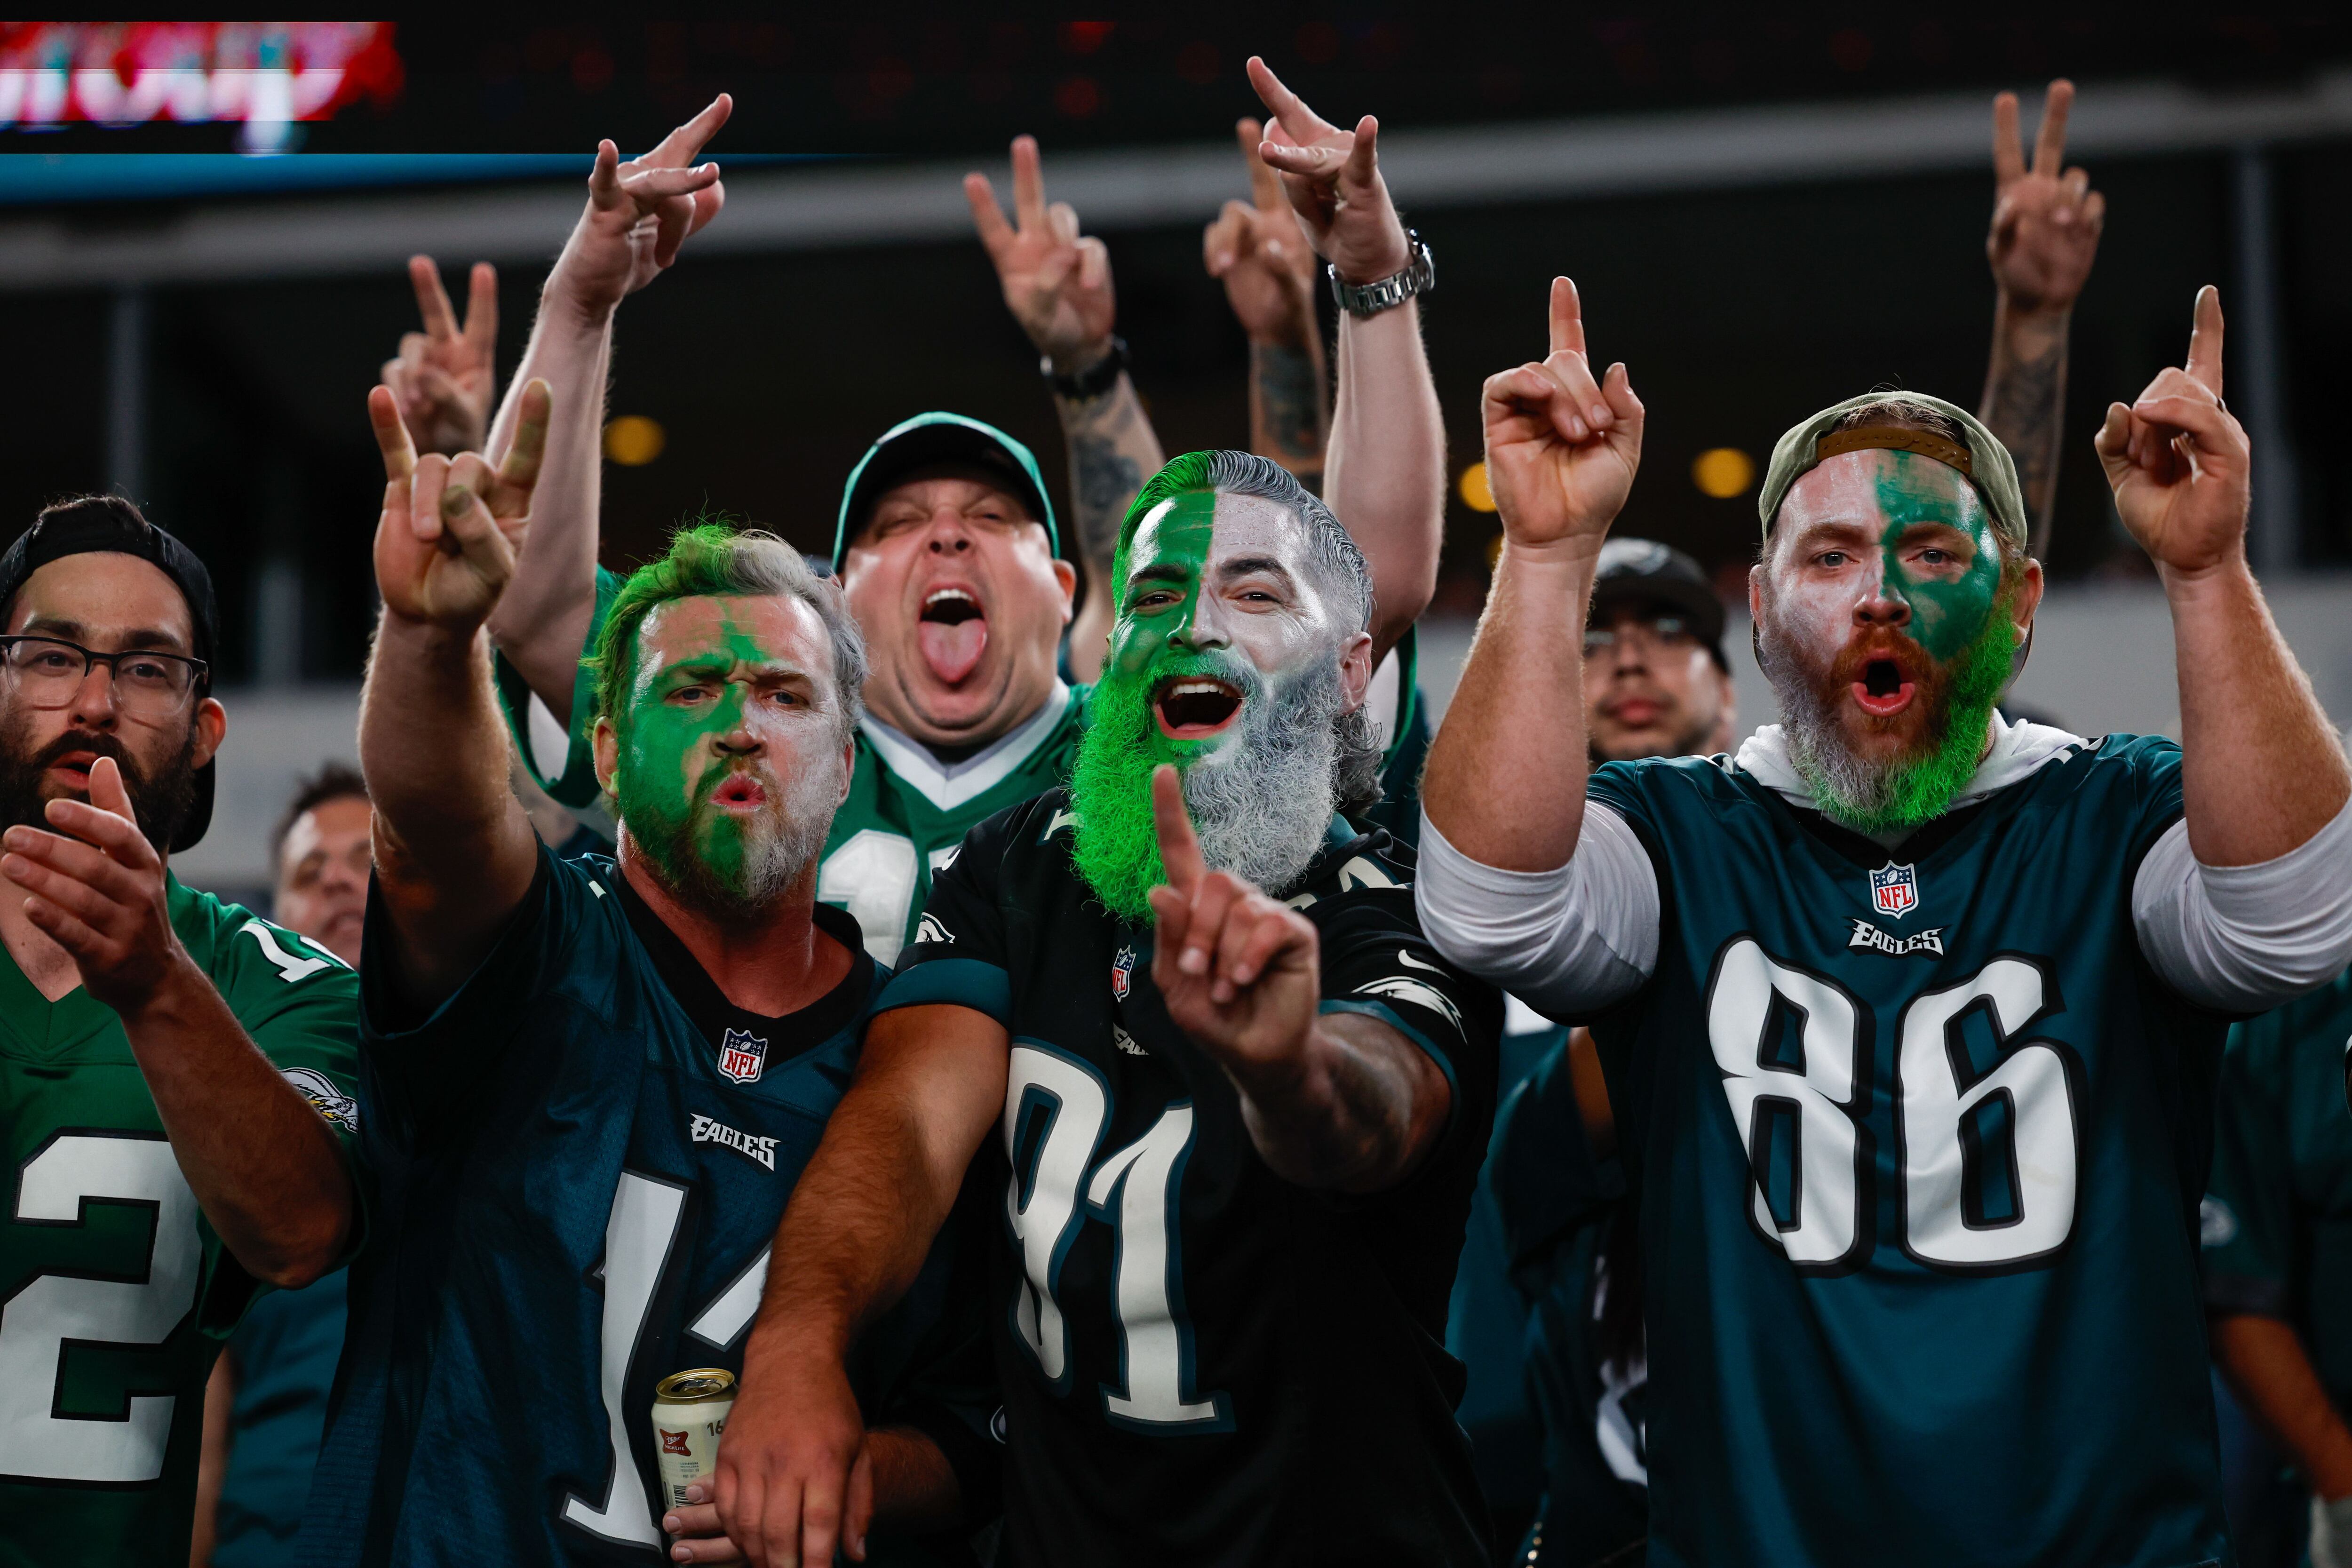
[1710,939,2082,1274]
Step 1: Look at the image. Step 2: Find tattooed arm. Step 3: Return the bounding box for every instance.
[1979,80,2105,557]
[1208,118,1331,481]
[1055,368,1165,678]
[966,135,1166,681]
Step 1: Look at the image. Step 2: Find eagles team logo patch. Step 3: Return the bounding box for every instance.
[716,1028,769,1084]
[281,1067,359,1134]
[915,913,955,947]
[1870,861,1919,920]
[1111,944,1136,1001]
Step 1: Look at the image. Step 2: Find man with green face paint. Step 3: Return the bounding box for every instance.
[326,388,993,1565]
[1416,279,2352,1568]
[711,450,1503,1568]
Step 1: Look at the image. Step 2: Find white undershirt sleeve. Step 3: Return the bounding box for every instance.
[2131,792,2352,1013]
[1413,804,1662,1024]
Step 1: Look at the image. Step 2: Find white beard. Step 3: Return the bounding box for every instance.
[1181,657,1344,899]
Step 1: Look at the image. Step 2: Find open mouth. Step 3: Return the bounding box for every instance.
[1851,658,1917,719]
[710,773,766,811]
[917,586,988,685]
[48,749,98,788]
[1152,677,1244,740]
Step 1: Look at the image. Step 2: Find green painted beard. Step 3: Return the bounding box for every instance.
[1069,656,1210,922]
[1780,597,2020,837]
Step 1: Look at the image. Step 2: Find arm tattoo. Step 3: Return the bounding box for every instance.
[1981,322,2068,557]
[1252,341,1328,470]
[1059,383,1151,578]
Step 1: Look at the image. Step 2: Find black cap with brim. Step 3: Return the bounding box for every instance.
[832,412,1057,572]
[1588,536,1727,667]
[0,496,220,852]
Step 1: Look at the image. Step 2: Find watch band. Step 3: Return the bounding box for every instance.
[1329,231,1434,318]
[1045,335,1129,400]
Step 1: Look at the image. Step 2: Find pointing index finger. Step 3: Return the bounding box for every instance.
[1010,135,1047,230]
[2185,285,2225,398]
[2032,79,2074,177]
[463,262,499,353]
[646,93,732,170]
[1549,276,1586,358]
[1246,55,1335,145]
[409,255,458,343]
[1150,765,1206,896]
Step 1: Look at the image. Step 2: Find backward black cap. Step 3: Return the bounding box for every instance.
[0,495,221,851]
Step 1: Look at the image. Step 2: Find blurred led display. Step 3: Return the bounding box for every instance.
[0,23,398,151]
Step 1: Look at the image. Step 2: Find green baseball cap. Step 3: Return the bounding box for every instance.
[1756,392,2029,551]
[832,411,1057,571]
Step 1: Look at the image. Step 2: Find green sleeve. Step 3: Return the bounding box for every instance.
[494,565,620,810]
[2204,1019,2293,1319]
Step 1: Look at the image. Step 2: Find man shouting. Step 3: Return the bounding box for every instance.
[1415,279,2352,1566]
[718,452,1503,1568]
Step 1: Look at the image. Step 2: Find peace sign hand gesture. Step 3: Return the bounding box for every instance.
[382,255,498,457]
[2095,286,2249,576]
[1204,118,1318,344]
[1988,80,2105,316]
[1480,278,1644,558]
[550,95,731,318]
[1146,766,1321,1083]
[1246,56,1410,287]
[965,135,1116,373]
[370,378,552,630]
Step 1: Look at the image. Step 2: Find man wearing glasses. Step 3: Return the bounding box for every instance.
[0,495,360,1562]
[1581,539,1737,765]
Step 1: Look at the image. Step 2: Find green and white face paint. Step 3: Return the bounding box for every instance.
[604,594,848,919]
[1071,490,1361,919]
[1758,448,2018,836]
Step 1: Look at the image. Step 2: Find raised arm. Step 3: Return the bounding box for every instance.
[1250,58,1443,662]
[2097,287,2351,868]
[482,96,731,725]
[716,1003,1008,1568]
[966,136,1163,682]
[1979,79,2105,556]
[381,255,498,458]
[1206,117,1329,481]
[1421,278,1644,870]
[360,381,552,1009]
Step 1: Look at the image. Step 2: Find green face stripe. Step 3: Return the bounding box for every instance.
[1099,490,1229,768]
[1873,452,2002,663]
[612,613,787,894]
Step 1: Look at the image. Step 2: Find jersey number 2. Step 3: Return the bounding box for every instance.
[1004,1044,1231,1432]
[1709,939,2080,1273]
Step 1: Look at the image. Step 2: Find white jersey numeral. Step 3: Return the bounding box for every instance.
[1709,939,2082,1273]
[818,829,919,966]
[562,1171,687,1546]
[0,1133,201,1482]
[1004,1046,1228,1428]
[239,918,344,982]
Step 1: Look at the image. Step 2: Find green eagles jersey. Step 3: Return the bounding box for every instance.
[2203,968,2352,1410]
[504,569,1425,965]
[0,878,360,1567]
[1586,736,2232,1568]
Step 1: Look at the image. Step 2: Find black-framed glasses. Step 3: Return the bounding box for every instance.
[0,636,207,716]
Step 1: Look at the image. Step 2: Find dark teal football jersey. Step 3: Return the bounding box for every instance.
[1585,735,2232,1568]
[2203,967,2352,1411]
[304,848,986,1567]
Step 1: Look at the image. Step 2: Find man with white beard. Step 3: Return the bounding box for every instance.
[711,450,1503,1568]
[310,388,988,1564]
[1415,278,2352,1568]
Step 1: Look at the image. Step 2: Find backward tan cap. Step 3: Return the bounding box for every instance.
[1756,391,2030,550]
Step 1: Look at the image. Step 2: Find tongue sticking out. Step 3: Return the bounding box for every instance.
[919,617,987,684]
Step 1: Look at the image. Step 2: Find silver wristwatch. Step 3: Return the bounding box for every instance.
[1328,231,1434,318]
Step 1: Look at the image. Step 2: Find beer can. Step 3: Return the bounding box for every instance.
[650,1368,737,1513]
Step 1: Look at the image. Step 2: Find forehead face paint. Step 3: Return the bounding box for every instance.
[1868,451,2002,662]
[1105,490,1335,685]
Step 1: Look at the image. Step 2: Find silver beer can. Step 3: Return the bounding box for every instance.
[651,1368,737,1512]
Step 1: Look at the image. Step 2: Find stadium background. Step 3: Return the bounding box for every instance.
[1,16,2349,902]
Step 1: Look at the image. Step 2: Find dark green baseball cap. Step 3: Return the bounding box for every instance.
[832,412,1057,572]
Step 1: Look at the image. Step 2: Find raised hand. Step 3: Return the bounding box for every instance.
[370,378,550,629]
[1204,118,1318,343]
[1,757,188,1016]
[382,255,498,457]
[965,135,1116,373]
[549,95,730,318]
[1246,56,1409,286]
[2096,287,2248,576]
[1146,766,1321,1075]
[1989,80,2105,315]
[1480,278,1644,555]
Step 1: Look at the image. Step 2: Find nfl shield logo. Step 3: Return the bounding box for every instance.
[1870,862,1919,920]
[1111,944,1136,1001]
[716,1028,769,1084]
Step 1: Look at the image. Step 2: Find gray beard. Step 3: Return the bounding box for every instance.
[1182,657,1344,899]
